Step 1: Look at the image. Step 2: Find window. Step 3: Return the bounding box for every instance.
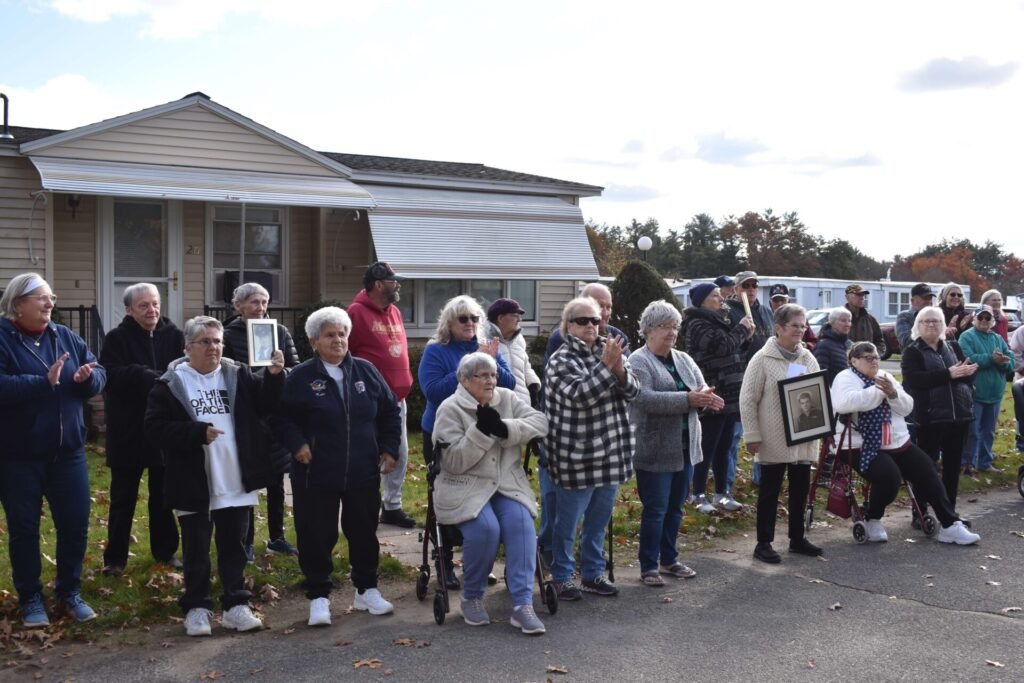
[888,291,910,317]
[509,281,537,321]
[211,206,285,304]
[413,280,539,326]
[395,281,414,323]
[423,280,461,323]
[821,290,832,307]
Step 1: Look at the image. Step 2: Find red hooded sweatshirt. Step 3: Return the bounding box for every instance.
[347,289,413,401]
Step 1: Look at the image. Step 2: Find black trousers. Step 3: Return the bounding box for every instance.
[756,463,810,544]
[178,506,252,613]
[245,472,286,546]
[292,481,381,599]
[847,444,957,527]
[104,465,179,567]
[693,413,738,496]
[916,421,969,508]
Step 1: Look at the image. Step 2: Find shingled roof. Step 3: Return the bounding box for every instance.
[3,126,601,192]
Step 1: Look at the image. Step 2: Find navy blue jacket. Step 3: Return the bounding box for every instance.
[275,354,402,493]
[813,323,851,389]
[0,319,106,460]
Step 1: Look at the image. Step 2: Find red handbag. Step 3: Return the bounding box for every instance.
[826,418,855,518]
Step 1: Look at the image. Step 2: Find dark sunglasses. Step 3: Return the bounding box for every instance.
[740,282,759,289]
[457,315,480,324]
[571,316,601,327]
[947,292,963,298]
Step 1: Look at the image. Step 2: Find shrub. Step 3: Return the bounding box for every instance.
[406,342,427,434]
[609,260,682,349]
[292,300,347,361]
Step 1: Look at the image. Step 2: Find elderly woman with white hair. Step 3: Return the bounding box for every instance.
[0,272,106,627]
[545,296,639,600]
[145,316,285,636]
[275,306,402,627]
[813,307,853,388]
[978,289,1010,342]
[418,295,516,588]
[222,282,301,560]
[432,352,549,633]
[630,300,723,585]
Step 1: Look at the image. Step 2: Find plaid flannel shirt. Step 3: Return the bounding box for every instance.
[543,333,639,489]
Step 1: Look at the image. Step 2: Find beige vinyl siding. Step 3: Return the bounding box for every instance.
[538,280,575,334]
[322,210,369,305]
[52,193,97,308]
[288,206,318,308]
[182,201,206,319]
[31,106,337,178]
[0,157,47,281]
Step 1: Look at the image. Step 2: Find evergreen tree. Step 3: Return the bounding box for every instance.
[609,260,681,349]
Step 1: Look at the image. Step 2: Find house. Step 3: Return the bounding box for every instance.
[0,92,601,342]
[672,276,972,321]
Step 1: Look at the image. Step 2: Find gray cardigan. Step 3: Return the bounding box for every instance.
[629,346,705,472]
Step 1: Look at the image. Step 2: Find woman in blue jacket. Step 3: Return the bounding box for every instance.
[275,306,402,629]
[0,273,106,627]
[417,295,515,588]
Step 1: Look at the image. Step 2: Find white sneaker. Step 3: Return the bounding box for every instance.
[938,521,980,545]
[184,608,212,637]
[308,597,331,627]
[695,494,715,514]
[712,493,742,512]
[865,519,888,543]
[352,588,394,615]
[222,604,263,632]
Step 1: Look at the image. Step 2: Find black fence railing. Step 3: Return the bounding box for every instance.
[203,306,306,335]
[55,305,106,357]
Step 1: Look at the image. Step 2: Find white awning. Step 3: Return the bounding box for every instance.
[30,157,375,209]
[366,186,599,280]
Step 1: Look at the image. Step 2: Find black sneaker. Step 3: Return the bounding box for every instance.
[789,538,824,557]
[581,575,619,596]
[555,581,582,601]
[753,543,781,564]
[380,508,417,529]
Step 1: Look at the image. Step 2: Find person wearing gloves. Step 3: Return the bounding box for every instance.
[958,304,1015,473]
[144,316,285,637]
[831,342,979,545]
[432,352,549,634]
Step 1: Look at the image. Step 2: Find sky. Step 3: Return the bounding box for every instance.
[2,0,1022,263]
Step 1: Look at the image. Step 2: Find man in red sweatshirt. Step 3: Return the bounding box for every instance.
[348,262,416,528]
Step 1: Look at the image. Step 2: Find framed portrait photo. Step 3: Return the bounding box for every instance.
[246,318,279,367]
[777,370,835,446]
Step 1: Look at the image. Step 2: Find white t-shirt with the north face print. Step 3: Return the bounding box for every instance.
[174,363,258,514]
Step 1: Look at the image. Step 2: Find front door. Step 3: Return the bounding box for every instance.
[99,198,183,331]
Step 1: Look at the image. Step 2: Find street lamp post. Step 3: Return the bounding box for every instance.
[637,236,653,262]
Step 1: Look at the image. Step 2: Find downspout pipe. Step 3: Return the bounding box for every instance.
[1,93,14,140]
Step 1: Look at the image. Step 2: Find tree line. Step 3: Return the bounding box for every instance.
[587,211,1024,296]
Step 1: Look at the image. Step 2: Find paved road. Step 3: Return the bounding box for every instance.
[20,487,1024,682]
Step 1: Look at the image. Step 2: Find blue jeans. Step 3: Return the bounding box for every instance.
[536,466,557,557]
[551,484,617,584]
[726,420,753,489]
[967,399,1002,470]
[635,468,689,573]
[458,494,537,605]
[0,449,90,603]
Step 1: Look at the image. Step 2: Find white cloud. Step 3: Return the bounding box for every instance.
[0,75,122,130]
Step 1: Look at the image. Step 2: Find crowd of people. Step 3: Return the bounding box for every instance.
[1,267,1015,638]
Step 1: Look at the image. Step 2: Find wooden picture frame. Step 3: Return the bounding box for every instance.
[246,318,278,367]
[777,370,835,446]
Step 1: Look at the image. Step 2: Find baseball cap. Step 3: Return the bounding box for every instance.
[734,271,758,286]
[769,284,790,300]
[845,284,869,295]
[713,275,736,288]
[975,304,994,318]
[487,298,526,322]
[363,261,405,289]
[911,283,935,298]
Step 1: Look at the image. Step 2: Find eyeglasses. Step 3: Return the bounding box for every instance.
[571,317,602,327]
[919,320,943,326]
[190,338,223,347]
[657,323,680,331]
[947,292,963,298]
[24,294,57,304]
[457,315,480,324]
[854,355,880,362]
[785,323,808,331]
[472,373,498,381]
[740,282,759,289]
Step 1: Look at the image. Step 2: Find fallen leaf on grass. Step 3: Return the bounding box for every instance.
[828,603,842,611]
[97,587,113,596]
[986,660,1005,668]
[353,658,383,670]
[42,554,57,566]
[258,584,279,603]
[546,665,569,674]
[999,607,1022,615]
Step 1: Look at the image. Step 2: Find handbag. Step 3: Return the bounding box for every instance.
[826,417,855,518]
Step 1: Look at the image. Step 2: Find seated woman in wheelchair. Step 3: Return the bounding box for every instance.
[432,352,549,634]
[831,342,979,545]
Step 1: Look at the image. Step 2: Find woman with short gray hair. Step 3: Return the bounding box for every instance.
[433,352,549,633]
[814,307,853,387]
[630,300,723,585]
[0,272,106,627]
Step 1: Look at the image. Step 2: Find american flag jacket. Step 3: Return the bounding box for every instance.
[543,333,639,489]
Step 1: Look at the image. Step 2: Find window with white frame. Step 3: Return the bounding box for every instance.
[211,205,286,304]
[402,279,538,326]
[821,290,832,307]
[887,291,910,316]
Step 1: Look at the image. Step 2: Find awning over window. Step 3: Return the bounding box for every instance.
[30,157,376,209]
[366,186,599,280]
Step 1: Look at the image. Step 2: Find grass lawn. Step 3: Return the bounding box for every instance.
[2,385,1022,647]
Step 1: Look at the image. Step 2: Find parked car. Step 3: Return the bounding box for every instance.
[805,309,830,337]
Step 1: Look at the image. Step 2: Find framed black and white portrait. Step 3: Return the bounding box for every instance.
[246,318,278,367]
[777,370,835,446]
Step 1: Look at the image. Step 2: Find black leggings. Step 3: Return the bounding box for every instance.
[846,444,957,527]
[916,421,969,509]
[756,463,810,544]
